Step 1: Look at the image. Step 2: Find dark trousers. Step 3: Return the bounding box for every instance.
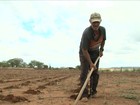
[79,50,99,95]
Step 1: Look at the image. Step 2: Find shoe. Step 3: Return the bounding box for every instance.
[70,93,88,100]
[89,90,97,98]
[81,97,88,102]
[80,93,88,100]
[79,87,88,99]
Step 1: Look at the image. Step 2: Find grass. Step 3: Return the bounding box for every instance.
[121,94,137,100]
[120,89,138,100]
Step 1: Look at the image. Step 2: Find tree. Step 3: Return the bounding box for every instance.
[7,58,24,67]
[76,65,81,70]
[0,61,10,67]
[44,64,48,69]
[28,60,44,69]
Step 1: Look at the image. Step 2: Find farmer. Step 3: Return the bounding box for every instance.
[79,12,106,99]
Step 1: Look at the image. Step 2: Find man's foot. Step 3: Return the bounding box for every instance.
[70,93,88,100]
[89,90,97,98]
[80,93,88,101]
[81,97,88,102]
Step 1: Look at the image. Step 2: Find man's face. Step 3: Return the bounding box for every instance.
[91,21,100,31]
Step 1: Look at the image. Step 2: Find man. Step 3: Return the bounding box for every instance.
[79,12,106,99]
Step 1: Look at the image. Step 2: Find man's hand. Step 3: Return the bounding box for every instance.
[90,62,97,70]
[99,51,103,57]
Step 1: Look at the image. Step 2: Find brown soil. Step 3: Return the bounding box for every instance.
[0,69,139,105]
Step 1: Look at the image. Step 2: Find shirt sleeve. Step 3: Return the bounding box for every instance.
[103,27,106,40]
[80,30,90,50]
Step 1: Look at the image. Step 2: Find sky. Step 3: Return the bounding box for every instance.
[0,0,140,68]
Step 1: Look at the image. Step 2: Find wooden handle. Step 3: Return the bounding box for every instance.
[73,56,100,105]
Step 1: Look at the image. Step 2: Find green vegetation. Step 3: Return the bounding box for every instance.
[1,58,140,71]
[0,58,47,69]
[121,94,137,100]
[0,58,82,70]
[120,89,138,100]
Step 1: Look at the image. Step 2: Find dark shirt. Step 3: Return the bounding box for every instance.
[79,26,106,55]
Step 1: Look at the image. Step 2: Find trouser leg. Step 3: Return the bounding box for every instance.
[79,55,89,96]
[90,70,99,93]
[90,57,100,94]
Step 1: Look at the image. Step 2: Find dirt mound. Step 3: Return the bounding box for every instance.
[0,94,30,103]
[71,88,80,93]
[21,81,31,86]
[24,89,41,95]
[4,85,19,89]
[0,80,4,83]
[37,85,46,89]
[0,89,2,93]
[70,94,77,100]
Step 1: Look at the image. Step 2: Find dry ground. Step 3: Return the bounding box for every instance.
[0,69,139,105]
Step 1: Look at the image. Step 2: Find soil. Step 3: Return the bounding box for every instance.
[0,69,139,105]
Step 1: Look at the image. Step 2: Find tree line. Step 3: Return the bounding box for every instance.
[0,58,80,70]
[0,58,48,69]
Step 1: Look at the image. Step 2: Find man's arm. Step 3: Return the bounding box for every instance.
[100,40,105,51]
[82,48,97,70]
[99,40,105,57]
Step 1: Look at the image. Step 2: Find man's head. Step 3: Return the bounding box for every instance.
[89,12,102,30]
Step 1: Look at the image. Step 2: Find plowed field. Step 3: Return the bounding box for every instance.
[0,69,139,105]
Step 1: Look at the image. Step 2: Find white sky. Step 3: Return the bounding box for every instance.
[0,1,140,68]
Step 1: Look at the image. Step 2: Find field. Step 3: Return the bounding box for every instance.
[0,69,139,105]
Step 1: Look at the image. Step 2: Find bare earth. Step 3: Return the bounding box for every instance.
[0,69,139,105]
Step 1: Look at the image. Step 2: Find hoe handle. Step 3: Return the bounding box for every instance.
[73,56,100,105]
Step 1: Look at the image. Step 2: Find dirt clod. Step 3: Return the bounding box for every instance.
[24,89,41,95]
[70,94,77,100]
[0,94,30,103]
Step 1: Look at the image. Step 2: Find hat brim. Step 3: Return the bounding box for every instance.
[90,18,101,22]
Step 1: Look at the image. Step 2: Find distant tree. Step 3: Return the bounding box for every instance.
[21,62,28,68]
[7,58,24,67]
[0,58,49,69]
[43,64,48,69]
[28,60,44,69]
[76,65,81,70]
[48,65,52,69]
[68,67,75,69]
[0,61,10,67]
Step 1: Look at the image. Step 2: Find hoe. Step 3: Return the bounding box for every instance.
[73,56,100,105]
